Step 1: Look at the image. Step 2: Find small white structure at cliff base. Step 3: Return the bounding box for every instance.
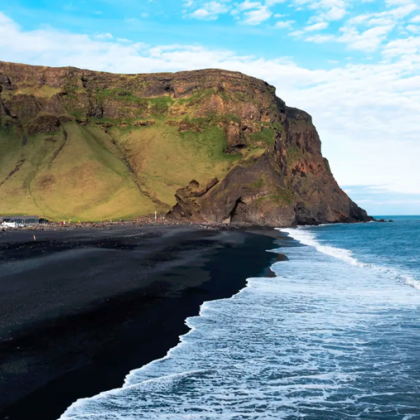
[1,222,17,228]
[0,216,39,228]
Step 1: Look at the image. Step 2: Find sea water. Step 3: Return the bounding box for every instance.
[60,216,420,419]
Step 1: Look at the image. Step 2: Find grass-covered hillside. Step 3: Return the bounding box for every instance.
[0,64,280,221]
[0,62,370,225]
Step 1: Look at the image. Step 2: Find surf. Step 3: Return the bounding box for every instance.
[280,226,420,290]
[59,223,420,419]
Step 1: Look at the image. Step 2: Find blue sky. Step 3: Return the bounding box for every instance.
[1,0,420,214]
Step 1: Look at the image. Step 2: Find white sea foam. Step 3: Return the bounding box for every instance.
[279,227,361,266]
[59,226,420,420]
[279,227,420,290]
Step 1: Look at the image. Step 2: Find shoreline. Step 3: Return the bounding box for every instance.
[0,215,379,235]
[0,225,286,420]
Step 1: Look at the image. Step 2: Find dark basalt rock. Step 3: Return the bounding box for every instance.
[168,178,219,220]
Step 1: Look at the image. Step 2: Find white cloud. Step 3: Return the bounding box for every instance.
[290,29,304,36]
[385,0,413,5]
[324,6,346,21]
[337,24,395,51]
[305,21,329,31]
[294,0,347,22]
[266,0,286,5]
[188,1,229,20]
[190,8,211,18]
[290,16,329,36]
[410,15,420,22]
[305,33,333,42]
[303,3,419,51]
[383,35,420,58]
[94,32,113,40]
[236,0,261,12]
[390,3,418,17]
[0,11,420,198]
[275,20,295,29]
[301,3,420,52]
[406,24,420,32]
[349,4,418,26]
[242,5,272,25]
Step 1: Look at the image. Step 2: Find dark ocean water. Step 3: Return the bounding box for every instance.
[60,217,420,419]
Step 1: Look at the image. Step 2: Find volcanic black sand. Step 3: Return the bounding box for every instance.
[0,225,287,420]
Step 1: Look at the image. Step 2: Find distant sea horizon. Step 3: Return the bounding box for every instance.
[373,215,420,217]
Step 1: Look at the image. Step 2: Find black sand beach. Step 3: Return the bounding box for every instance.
[0,225,283,420]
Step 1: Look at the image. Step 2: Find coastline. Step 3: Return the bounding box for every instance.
[0,225,285,420]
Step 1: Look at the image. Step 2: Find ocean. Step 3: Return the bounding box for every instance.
[60,216,420,419]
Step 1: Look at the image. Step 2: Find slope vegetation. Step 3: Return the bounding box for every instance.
[0,62,370,225]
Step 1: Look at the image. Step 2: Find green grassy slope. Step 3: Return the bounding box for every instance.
[0,118,268,221]
[0,69,279,221]
[0,124,157,221]
[0,64,370,225]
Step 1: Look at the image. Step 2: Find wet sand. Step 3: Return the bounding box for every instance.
[0,225,284,420]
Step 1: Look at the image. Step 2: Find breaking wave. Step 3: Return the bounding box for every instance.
[60,221,420,419]
[280,227,420,290]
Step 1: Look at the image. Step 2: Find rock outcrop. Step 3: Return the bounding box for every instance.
[0,60,371,225]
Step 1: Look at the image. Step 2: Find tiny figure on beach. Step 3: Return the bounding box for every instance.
[33,234,36,241]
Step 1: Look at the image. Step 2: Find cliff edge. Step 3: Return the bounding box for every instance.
[0,61,370,225]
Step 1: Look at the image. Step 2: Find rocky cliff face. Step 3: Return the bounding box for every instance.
[0,61,370,225]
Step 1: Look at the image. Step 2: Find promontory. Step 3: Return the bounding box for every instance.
[0,61,370,225]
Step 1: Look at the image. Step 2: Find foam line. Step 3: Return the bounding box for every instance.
[278,227,420,290]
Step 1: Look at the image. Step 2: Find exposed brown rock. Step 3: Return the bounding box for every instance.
[178,120,202,133]
[7,94,43,122]
[225,123,246,152]
[27,114,61,135]
[45,93,66,115]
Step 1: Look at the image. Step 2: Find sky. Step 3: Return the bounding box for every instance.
[1,0,420,215]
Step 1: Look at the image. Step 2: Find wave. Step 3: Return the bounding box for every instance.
[278,227,420,291]
[59,278,260,420]
[59,226,420,420]
[279,228,361,267]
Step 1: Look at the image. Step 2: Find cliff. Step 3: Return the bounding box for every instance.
[0,61,370,225]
